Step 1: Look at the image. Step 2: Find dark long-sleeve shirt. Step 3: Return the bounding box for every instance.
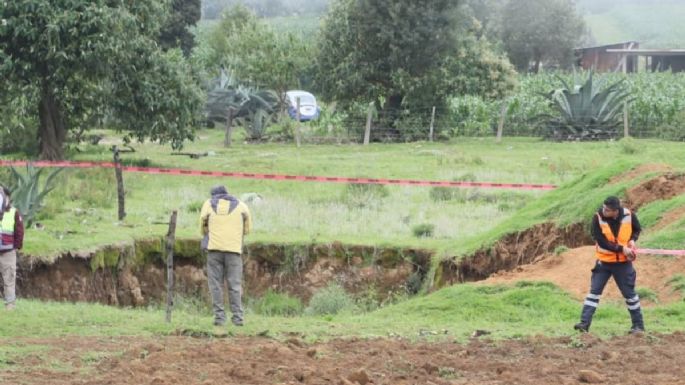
[591,207,641,253]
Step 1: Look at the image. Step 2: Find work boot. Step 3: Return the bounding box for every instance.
[629,326,645,335]
[574,322,589,333]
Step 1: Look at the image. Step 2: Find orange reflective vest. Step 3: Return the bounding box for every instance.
[595,208,632,263]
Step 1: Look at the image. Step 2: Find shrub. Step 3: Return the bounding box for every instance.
[554,245,570,255]
[252,289,303,317]
[655,110,685,141]
[354,287,380,313]
[186,201,204,213]
[412,223,435,238]
[305,282,356,316]
[619,136,639,154]
[343,183,389,208]
[429,187,454,202]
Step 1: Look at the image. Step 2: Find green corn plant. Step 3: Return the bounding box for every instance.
[8,164,63,226]
[541,70,633,141]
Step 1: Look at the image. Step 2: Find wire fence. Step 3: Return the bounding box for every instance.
[287,104,685,144]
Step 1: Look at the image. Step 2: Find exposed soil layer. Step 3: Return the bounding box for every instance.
[435,223,592,287]
[3,333,685,385]
[13,242,432,306]
[436,170,685,290]
[609,163,672,184]
[483,246,685,305]
[625,173,685,209]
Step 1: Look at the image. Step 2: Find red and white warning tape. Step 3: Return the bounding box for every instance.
[0,160,557,190]
[636,248,685,256]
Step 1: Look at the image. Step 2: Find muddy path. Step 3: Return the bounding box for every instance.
[2,333,685,385]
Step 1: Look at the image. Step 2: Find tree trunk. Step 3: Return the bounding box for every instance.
[38,84,66,160]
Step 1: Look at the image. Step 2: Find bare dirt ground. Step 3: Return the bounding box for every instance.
[608,163,672,184]
[3,333,685,385]
[483,246,685,305]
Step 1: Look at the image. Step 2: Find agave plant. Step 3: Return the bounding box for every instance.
[205,68,279,141]
[7,164,63,226]
[542,71,633,141]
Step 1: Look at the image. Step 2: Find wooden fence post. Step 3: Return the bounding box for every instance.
[429,106,436,142]
[363,102,374,145]
[496,101,507,143]
[624,103,630,138]
[165,210,178,323]
[113,146,126,221]
[224,107,234,147]
[295,97,302,147]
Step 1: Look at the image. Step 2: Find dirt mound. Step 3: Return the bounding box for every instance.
[4,333,685,384]
[483,246,685,305]
[609,163,672,184]
[435,223,592,288]
[625,173,685,209]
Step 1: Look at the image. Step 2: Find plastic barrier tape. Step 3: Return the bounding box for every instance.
[636,248,685,256]
[0,160,557,190]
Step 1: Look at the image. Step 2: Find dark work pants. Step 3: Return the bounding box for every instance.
[207,251,243,326]
[579,260,644,330]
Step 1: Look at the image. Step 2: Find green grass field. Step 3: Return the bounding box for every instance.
[2,130,685,345]
[3,282,685,342]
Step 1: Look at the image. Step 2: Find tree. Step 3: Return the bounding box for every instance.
[200,5,310,106]
[0,1,204,160]
[500,0,585,73]
[315,0,515,137]
[460,0,507,39]
[158,0,202,56]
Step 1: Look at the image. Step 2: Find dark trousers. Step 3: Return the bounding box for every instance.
[579,260,644,330]
[207,251,243,325]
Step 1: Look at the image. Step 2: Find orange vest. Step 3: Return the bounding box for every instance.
[595,208,632,263]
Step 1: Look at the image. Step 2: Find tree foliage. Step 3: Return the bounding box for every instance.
[158,0,202,56]
[315,0,516,140]
[500,0,586,73]
[0,0,204,160]
[199,5,310,100]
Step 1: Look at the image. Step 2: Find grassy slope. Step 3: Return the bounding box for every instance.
[585,4,685,48]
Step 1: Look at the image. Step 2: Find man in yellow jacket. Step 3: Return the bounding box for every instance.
[200,185,251,327]
[574,196,644,334]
